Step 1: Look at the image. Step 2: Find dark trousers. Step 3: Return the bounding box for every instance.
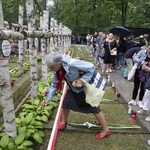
[132,69,145,101]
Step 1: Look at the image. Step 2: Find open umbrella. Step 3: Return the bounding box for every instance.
[109,26,131,37]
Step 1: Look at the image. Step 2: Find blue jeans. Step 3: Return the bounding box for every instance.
[116,52,125,67]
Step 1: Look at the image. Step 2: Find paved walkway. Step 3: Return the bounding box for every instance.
[108,69,150,131]
[108,69,150,150]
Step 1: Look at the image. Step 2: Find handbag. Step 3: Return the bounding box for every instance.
[108,42,117,56]
[139,70,148,83]
[127,63,138,81]
[80,71,107,107]
[69,59,107,107]
[89,70,107,90]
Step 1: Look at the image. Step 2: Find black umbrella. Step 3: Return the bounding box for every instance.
[109,26,131,37]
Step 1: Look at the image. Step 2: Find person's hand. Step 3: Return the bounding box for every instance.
[41,100,49,107]
[132,53,136,58]
[72,79,83,87]
[142,64,150,71]
[141,61,147,65]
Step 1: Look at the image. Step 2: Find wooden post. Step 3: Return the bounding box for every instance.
[0,0,17,138]
[59,23,63,54]
[26,0,38,99]
[18,4,24,75]
[54,19,58,52]
[50,18,55,52]
[64,26,67,52]
[61,25,65,53]
[57,23,61,54]
[41,10,49,82]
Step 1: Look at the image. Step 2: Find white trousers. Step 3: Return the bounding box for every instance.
[143,89,150,111]
[124,58,133,75]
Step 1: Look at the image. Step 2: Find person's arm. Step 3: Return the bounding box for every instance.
[41,73,58,107]
[46,74,57,100]
[133,51,145,63]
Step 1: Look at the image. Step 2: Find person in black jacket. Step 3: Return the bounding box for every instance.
[116,37,127,69]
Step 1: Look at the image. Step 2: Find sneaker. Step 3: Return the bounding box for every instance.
[109,69,112,73]
[148,139,150,146]
[106,70,109,73]
[145,116,150,122]
[128,100,137,106]
[138,101,143,108]
[117,66,120,70]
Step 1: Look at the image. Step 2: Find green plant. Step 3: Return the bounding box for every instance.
[0,72,60,150]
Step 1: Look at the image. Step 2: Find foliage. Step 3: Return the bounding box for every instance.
[2,0,40,25]
[2,0,150,35]
[0,72,60,150]
[2,0,19,23]
[10,55,42,78]
[51,0,150,34]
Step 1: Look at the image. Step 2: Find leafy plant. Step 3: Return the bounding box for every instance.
[0,72,60,150]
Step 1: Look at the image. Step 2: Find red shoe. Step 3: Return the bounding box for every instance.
[95,130,111,139]
[58,123,66,130]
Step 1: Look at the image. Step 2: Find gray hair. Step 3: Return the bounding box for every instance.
[45,51,62,67]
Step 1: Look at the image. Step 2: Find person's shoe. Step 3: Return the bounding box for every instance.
[148,139,150,146]
[95,130,111,139]
[106,70,109,73]
[117,66,120,70]
[128,100,137,106]
[138,101,143,108]
[136,109,147,114]
[145,116,150,122]
[109,69,112,73]
[58,123,67,130]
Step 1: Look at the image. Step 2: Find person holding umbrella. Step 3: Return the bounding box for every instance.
[109,26,131,38]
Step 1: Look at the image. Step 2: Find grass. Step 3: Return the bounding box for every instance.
[34,45,148,150]
[8,53,30,70]
[8,52,42,70]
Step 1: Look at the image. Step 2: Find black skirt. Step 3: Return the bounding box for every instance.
[62,89,101,114]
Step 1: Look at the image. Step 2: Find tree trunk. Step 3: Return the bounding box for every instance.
[0,0,17,138]
[121,2,127,26]
[89,1,96,33]
[0,0,4,29]
[74,0,78,35]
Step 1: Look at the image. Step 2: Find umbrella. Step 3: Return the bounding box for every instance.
[109,26,131,37]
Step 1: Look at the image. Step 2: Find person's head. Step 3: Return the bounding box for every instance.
[45,51,62,72]
[108,33,114,39]
[101,33,106,39]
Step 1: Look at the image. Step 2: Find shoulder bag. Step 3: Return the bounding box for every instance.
[108,42,117,56]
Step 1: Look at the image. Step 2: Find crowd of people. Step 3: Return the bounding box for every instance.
[85,31,150,143]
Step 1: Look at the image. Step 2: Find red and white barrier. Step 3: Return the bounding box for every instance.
[47,82,68,150]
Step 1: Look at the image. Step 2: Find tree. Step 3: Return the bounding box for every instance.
[52,0,150,34]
